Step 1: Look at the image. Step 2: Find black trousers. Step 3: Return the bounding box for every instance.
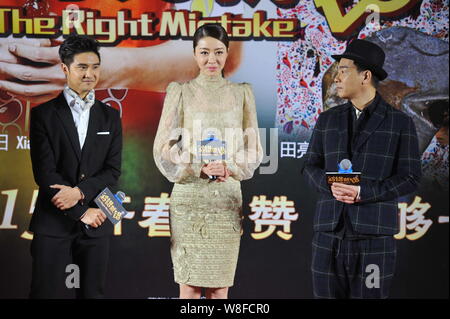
[29,223,110,299]
[311,232,396,299]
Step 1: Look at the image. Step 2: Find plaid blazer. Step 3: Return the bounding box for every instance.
[303,94,422,235]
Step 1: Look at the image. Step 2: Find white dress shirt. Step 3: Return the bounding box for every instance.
[63,86,94,149]
[353,106,363,119]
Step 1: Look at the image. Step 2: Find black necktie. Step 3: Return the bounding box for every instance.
[353,107,366,134]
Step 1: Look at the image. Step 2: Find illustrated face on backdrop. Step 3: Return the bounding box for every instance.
[61,52,100,97]
[194,36,228,76]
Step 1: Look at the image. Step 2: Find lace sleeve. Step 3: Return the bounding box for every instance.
[227,83,263,181]
[153,82,202,183]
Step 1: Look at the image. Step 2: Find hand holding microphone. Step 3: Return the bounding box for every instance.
[327,159,361,204]
[198,132,228,182]
[331,183,360,204]
[202,162,227,181]
[81,208,107,228]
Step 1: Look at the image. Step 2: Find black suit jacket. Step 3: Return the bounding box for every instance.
[303,95,422,235]
[29,92,122,238]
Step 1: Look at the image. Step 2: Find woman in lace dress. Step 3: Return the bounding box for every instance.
[153,24,263,299]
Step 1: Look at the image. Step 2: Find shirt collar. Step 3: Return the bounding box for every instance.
[352,92,380,117]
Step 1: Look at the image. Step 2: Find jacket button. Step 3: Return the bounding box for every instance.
[80,174,85,180]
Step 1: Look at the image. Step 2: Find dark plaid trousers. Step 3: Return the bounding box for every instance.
[311,232,396,299]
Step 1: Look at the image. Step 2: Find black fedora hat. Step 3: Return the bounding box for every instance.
[332,39,388,81]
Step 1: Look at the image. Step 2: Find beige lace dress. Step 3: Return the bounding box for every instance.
[153,73,263,288]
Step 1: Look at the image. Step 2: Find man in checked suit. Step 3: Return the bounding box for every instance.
[303,40,421,298]
[29,35,122,298]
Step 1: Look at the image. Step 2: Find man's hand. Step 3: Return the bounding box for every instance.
[80,208,107,228]
[331,183,360,204]
[50,184,82,210]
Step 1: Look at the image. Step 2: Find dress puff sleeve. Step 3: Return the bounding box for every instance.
[227,83,263,181]
[153,82,203,183]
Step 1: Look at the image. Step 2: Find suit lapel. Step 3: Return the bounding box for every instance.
[354,97,387,152]
[81,101,101,161]
[55,93,82,161]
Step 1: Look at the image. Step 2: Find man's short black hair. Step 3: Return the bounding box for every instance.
[353,60,380,88]
[59,34,101,66]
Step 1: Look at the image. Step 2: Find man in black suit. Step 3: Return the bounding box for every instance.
[29,35,122,298]
[303,40,421,298]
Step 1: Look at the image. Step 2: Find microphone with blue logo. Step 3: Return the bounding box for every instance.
[93,188,128,226]
[326,159,361,187]
[197,132,227,181]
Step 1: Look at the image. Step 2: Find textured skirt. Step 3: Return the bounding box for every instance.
[169,178,243,288]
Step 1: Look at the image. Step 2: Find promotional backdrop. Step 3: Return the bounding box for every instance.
[0,0,448,298]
